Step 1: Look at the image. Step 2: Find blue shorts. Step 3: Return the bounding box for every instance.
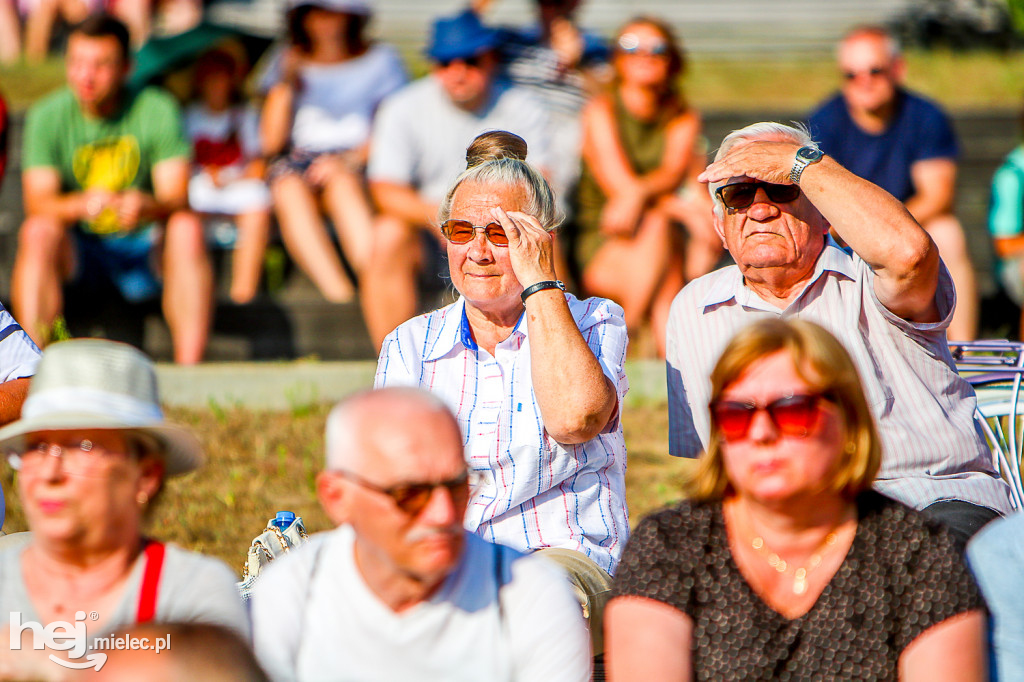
[72,225,161,303]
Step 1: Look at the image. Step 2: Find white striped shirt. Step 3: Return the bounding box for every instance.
[667,240,1014,514]
[0,304,39,382]
[376,294,630,575]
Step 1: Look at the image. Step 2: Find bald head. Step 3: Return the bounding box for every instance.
[838,26,900,61]
[325,388,462,475]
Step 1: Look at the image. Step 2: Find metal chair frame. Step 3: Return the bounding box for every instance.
[950,339,1024,510]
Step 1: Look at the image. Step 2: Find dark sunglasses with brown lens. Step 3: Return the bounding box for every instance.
[715,182,802,211]
[440,219,509,246]
[336,469,471,516]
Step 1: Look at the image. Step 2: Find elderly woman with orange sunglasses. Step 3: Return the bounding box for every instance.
[375,130,629,653]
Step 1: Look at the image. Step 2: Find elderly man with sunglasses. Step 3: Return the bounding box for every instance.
[666,121,1013,548]
[250,387,591,682]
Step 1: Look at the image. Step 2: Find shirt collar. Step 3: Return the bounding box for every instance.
[699,236,857,310]
[422,297,526,360]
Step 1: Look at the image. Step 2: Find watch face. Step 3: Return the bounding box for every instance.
[797,146,824,162]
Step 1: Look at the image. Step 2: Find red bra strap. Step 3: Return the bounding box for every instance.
[136,540,166,624]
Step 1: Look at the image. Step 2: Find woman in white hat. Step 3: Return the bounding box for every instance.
[0,339,247,670]
[260,0,407,303]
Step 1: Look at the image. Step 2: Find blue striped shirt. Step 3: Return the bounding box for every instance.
[376,294,630,575]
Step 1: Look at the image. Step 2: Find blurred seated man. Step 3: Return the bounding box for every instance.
[808,25,978,341]
[13,13,213,364]
[362,9,552,349]
[251,387,590,681]
[667,121,1012,549]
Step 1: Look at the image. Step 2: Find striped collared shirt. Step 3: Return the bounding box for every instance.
[667,240,1014,514]
[376,294,630,575]
[0,305,39,381]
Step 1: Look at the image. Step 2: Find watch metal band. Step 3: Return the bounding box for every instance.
[521,280,565,303]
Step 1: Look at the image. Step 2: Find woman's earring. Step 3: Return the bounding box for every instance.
[137,491,149,506]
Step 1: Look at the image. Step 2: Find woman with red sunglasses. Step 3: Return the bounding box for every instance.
[606,318,986,681]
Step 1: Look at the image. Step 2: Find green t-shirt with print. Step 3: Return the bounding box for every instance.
[22,86,189,235]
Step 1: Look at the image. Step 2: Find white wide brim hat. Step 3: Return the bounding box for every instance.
[0,339,202,476]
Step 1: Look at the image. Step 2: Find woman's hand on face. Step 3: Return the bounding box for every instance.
[698,140,801,187]
[491,207,557,289]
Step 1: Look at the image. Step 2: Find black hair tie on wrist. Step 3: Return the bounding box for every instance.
[521,280,566,304]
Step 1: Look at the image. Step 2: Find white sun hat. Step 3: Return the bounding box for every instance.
[0,339,202,476]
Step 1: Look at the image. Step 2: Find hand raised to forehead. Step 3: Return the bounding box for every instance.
[698,140,802,187]
[490,207,557,290]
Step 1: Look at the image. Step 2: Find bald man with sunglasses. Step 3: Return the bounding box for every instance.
[665,121,1012,548]
[250,387,590,682]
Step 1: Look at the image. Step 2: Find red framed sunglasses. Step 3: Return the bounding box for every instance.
[710,393,835,442]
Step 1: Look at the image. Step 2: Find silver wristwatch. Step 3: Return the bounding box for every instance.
[789,146,824,185]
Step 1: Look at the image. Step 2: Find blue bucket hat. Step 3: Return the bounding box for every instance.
[426,10,501,64]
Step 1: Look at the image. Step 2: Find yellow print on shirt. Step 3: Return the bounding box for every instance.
[72,136,140,235]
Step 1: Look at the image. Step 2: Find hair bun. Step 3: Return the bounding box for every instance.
[466,130,528,169]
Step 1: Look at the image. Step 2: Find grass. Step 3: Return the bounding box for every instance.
[0,403,695,576]
[3,49,1024,113]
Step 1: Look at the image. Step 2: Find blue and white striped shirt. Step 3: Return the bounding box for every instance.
[376,294,630,575]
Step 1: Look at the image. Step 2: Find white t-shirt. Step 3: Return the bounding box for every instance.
[251,526,590,682]
[260,43,407,153]
[367,76,554,205]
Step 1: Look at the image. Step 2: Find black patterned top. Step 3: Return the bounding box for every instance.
[613,491,983,681]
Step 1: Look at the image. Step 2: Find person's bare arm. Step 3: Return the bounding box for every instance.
[114,156,191,230]
[994,235,1024,259]
[0,378,29,427]
[22,167,94,223]
[582,97,698,235]
[369,180,438,229]
[898,610,986,682]
[496,208,617,444]
[699,140,940,323]
[606,597,693,681]
[260,82,295,158]
[904,157,957,226]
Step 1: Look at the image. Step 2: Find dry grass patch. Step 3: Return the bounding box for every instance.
[1,402,692,576]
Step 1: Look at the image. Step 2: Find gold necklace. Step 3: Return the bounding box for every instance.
[750,531,838,595]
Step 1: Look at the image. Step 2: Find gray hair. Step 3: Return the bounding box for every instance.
[324,387,456,471]
[438,157,562,231]
[708,121,817,216]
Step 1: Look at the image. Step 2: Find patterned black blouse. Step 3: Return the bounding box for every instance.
[613,491,983,681]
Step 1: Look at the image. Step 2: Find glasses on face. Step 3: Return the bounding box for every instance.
[337,469,470,516]
[710,393,835,443]
[842,66,887,81]
[8,439,124,477]
[437,54,487,69]
[715,182,802,211]
[440,219,509,247]
[617,33,670,57]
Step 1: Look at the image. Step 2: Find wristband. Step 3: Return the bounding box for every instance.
[520,280,565,304]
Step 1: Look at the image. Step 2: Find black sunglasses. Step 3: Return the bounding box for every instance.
[710,393,835,443]
[715,182,801,211]
[440,219,509,246]
[843,66,887,80]
[337,469,470,516]
[437,54,487,69]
